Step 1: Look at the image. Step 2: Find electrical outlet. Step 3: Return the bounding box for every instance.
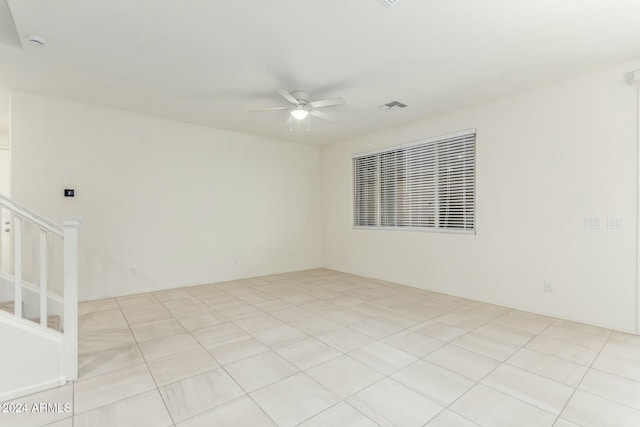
[607,218,623,230]
[543,281,552,293]
[584,217,600,230]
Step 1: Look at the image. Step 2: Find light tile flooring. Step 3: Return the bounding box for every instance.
[3,269,640,426]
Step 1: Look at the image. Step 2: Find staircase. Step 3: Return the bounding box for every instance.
[0,194,80,401]
[0,300,13,313]
[0,302,61,331]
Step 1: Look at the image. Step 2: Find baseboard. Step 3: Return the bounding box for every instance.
[0,377,66,402]
[321,265,640,335]
[79,265,325,302]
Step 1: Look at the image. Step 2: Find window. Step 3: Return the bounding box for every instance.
[353,155,378,227]
[353,130,475,232]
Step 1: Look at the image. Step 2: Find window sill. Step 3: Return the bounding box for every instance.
[352,226,475,235]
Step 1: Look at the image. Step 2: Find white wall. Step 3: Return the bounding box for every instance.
[0,132,9,196]
[10,93,322,299]
[9,59,640,332]
[0,316,64,401]
[322,60,640,333]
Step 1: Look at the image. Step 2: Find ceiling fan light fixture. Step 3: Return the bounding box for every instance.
[290,107,309,120]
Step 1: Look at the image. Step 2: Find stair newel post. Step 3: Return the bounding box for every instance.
[63,218,81,381]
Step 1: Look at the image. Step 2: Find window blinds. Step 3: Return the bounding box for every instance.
[353,155,378,227]
[353,131,475,232]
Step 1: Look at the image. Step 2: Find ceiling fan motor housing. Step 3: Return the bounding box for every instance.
[290,91,310,105]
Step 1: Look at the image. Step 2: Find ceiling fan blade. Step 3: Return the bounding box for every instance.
[278,90,300,105]
[250,106,290,112]
[308,97,345,108]
[310,109,337,123]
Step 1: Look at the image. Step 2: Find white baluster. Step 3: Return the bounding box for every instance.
[14,217,22,319]
[32,223,37,296]
[40,230,47,328]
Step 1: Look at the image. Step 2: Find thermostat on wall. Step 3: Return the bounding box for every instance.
[64,189,75,197]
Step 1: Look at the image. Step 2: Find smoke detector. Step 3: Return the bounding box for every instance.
[378,100,408,111]
[377,0,400,8]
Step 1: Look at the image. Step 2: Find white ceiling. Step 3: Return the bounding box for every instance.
[1,0,640,145]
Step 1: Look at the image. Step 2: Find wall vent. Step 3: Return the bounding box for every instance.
[377,0,400,8]
[379,101,408,111]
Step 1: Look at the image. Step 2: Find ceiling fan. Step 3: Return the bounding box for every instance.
[251,90,345,127]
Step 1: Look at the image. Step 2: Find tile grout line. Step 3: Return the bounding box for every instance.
[433,313,561,425]
[459,314,609,420]
[116,294,177,427]
[199,276,375,426]
[287,305,520,425]
[69,270,640,427]
[158,286,283,426]
[195,278,424,426]
[78,282,428,425]
[74,296,176,424]
[552,328,618,426]
[82,294,251,425]
[73,351,159,414]
[425,313,533,424]
[456,316,619,426]
[207,287,377,427]
[241,272,619,425]
[292,400,382,427]
[131,278,547,425]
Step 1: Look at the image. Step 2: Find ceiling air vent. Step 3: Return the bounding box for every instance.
[379,101,408,111]
[377,0,400,8]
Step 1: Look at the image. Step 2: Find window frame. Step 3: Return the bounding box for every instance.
[352,129,476,235]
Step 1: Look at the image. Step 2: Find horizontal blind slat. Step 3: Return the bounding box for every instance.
[354,132,475,231]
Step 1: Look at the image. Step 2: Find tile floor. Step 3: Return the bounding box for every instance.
[3,268,640,426]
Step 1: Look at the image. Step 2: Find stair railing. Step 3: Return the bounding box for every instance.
[0,194,80,381]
